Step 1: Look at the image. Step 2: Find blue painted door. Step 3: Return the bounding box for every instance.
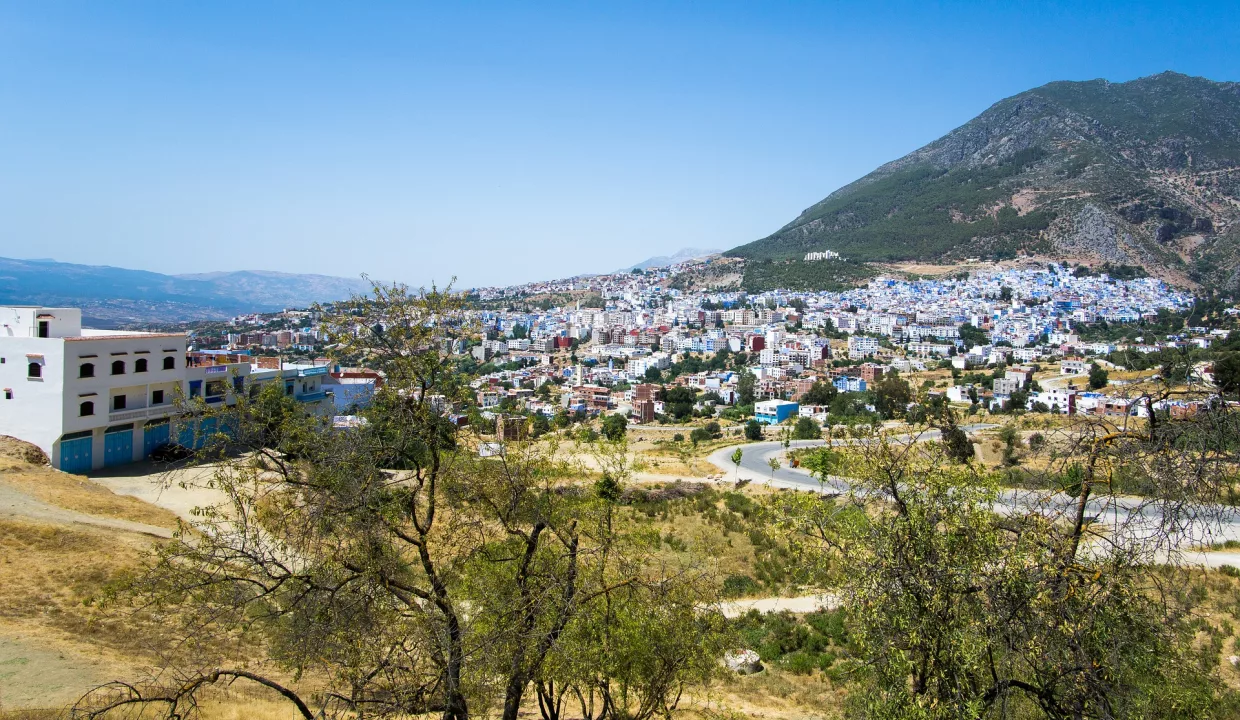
[104,426,134,467]
[144,421,170,457]
[59,435,93,474]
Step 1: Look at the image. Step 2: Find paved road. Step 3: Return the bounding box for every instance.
[706,427,1240,569]
[708,424,998,488]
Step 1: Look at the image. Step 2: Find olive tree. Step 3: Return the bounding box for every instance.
[76,283,720,720]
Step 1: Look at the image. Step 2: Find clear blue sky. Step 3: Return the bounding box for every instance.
[1,2,1237,288]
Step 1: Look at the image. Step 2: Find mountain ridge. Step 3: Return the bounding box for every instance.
[620,247,720,272]
[728,71,1240,292]
[0,257,372,325]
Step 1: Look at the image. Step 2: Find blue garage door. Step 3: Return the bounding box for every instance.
[59,432,93,474]
[144,420,170,457]
[104,424,135,467]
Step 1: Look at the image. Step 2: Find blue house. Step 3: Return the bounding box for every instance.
[754,399,799,425]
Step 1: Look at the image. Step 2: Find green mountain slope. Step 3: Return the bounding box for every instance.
[728,72,1240,291]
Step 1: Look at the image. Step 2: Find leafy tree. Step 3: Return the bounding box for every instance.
[1088,363,1110,390]
[79,284,720,720]
[767,456,781,479]
[779,398,1240,719]
[730,448,744,480]
[644,366,663,383]
[943,424,974,463]
[871,376,912,419]
[793,416,821,440]
[601,413,627,442]
[1213,353,1240,398]
[690,427,711,446]
[958,322,989,348]
[800,380,838,406]
[745,420,763,441]
[737,370,757,405]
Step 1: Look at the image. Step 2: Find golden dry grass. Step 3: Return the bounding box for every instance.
[0,457,179,530]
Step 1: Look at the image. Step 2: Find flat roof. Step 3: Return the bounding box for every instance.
[66,332,186,341]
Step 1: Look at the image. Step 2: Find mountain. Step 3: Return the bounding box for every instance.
[727,72,1240,292]
[0,257,372,326]
[621,247,720,272]
[174,270,373,309]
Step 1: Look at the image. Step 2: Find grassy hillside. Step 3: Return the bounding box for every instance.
[728,72,1240,291]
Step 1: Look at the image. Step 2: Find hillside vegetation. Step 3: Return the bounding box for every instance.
[729,72,1240,291]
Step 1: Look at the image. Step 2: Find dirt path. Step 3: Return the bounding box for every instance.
[0,633,115,710]
[719,593,839,618]
[87,461,226,523]
[0,481,172,538]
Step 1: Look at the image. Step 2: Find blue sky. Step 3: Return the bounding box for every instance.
[1,2,1238,288]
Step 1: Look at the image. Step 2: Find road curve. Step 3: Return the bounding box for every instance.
[705,426,1240,570]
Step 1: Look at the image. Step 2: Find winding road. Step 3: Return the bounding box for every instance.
[706,426,1240,570]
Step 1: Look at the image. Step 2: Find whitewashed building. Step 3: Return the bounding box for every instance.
[0,306,190,472]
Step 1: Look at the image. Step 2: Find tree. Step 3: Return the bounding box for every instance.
[1213,353,1240,397]
[601,413,627,442]
[997,424,1020,466]
[1088,363,1109,390]
[958,322,988,348]
[778,400,1239,719]
[800,380,838,406]
[737,370,756,405]
[79,284,720,720]
[745,420,763,441]
[793,416,821,440]
[767,456,780,479]
[730,448,743,480]
[871,376,912,419]
[943,424,974,463]
[644,366,663,383]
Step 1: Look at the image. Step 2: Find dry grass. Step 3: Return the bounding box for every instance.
[0,458,179,530]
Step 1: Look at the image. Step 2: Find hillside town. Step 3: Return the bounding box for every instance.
[6,258,1235,475]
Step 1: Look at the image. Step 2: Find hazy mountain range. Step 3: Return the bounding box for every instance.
[619,247,720,272]
[728,71,1240,292]
[0,257,372,326]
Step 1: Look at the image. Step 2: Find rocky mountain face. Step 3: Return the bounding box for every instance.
[727,72,1240,291]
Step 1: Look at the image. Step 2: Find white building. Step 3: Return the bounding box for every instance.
[0,306,190,472]
[0,306,333,474]
[848,335,880,359]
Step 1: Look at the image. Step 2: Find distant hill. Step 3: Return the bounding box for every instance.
[727,71,1240,292]
[0,257,372,325]
[621,247,720,272]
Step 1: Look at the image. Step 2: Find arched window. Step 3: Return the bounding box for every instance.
[80,401,94,417]
[163,356,175,370]
[79,363,95,378]
[111,360,125,375]
[135,358,148,373]
[27,362,41,379]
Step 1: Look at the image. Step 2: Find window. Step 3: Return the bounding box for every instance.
[4,390,12,400]
[79,363,95,378]
[189,380,202,398]
[151,389,165,405]
[113,395,126,411]
[205,380,226,397]
[163,356,175,370]
[38,320,49,338]
[27,362,41,379]
[135,358,148,373]
[111,360,125,375]
[80,401,94,416]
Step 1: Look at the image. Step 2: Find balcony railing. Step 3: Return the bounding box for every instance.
[108,406,175,423]
[297,390,329,403]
